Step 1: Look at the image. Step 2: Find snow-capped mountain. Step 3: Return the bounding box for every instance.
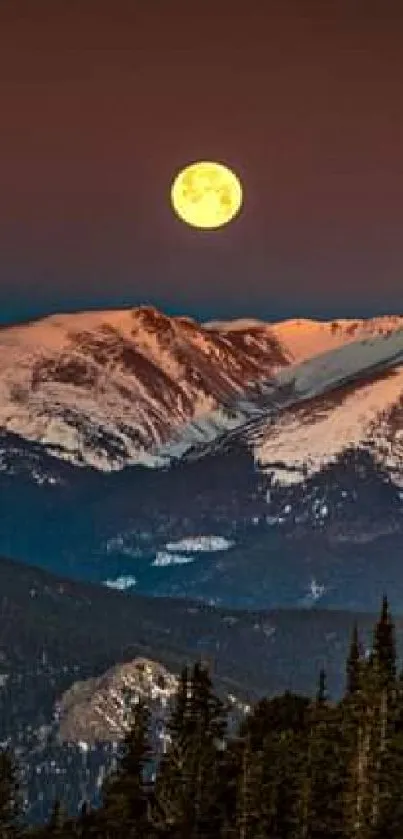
[2,308,403,821]
[107,326,402,612]
[0,306,401,471]
[0,306,289,470]
[174,324,403,489]
[206,313,403,364]
[0,307,402,614]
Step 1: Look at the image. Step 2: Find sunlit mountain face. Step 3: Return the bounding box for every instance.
[0,306,401,469]
[0,307,402,613]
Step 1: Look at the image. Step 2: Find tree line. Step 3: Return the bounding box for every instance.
[2,596,403,838]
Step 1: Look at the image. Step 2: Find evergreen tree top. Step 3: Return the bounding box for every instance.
[372,593,397,687]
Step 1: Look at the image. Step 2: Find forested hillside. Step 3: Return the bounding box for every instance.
[2,596,403,838]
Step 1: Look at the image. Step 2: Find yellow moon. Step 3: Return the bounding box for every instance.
[170,160,243,229]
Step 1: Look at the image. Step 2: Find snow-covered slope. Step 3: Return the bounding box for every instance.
[0,306,289,470]
[252,372,402,487]
[162,325,403,467]
[239,327,403,488]
[0,307,401,471]
[206,314,403,364]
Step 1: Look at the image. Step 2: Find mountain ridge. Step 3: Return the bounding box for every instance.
[160,324,403,486]
[0,305,401,471]
[0,306,401,615]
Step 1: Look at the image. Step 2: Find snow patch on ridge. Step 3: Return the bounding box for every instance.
[103,575,137,591]
[165,536,234,552]
[152,552,195,567]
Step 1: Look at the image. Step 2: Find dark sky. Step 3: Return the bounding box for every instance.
[0,0,402,325]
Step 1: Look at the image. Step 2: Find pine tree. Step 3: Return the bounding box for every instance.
[368,597,398,832]
[233,734,262,839]
[151,665,191,835]
[346,624,362,697]
[343,652,382,839]
[316,667,327,705]
[372,594,396,689]
[47,799,67,830]
[300,671,346,839]
[153,662,227,838]
[265,723,307,839]
[236,692,311,839]
[342,626,371,839]
[342,600,398,839]
[0,747,22,839]
[372,668,403,838]
[101,697,152,839]
[74,801,98,839]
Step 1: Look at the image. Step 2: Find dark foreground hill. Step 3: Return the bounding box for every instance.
[1,553,403,821]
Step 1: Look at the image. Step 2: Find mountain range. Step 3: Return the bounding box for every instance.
[0,306,401,611]
[0,307,401,470]
[1,305,402,822]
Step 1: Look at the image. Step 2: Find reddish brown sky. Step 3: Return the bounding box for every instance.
[0,0,402,324]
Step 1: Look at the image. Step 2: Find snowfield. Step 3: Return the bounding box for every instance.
[164,536,234,552]
[152,552,195,567]
[103,575,137,591]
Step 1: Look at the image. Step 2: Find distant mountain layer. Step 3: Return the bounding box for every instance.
[0,306,401,470]
[0,552,379,701]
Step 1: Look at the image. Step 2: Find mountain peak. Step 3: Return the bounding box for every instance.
[57,657,178,744]
[130,304,169,324]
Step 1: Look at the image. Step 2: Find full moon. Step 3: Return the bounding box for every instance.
[170,160,243,229]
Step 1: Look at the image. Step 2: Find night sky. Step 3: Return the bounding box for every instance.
[0,0,402,326]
